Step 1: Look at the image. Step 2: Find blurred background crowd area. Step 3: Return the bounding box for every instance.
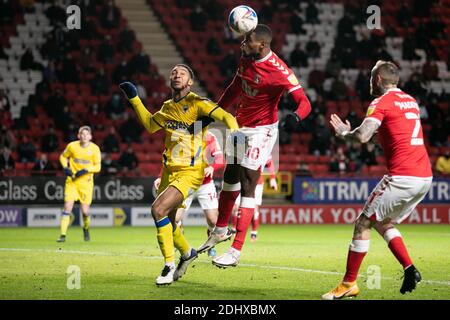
[0,0,449,178]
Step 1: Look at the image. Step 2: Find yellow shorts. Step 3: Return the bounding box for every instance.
[64,178,94,205]
[158,167,204,207]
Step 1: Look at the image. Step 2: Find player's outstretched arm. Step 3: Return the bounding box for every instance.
[217,73,242,111]
[330,114,379,143]
[119,82,163,134]
[208,107,239,131]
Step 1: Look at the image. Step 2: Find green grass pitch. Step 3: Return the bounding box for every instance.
[0,225,449,300]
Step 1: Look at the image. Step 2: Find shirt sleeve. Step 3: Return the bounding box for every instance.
[196,97,239,131]
[365,97,386,125]
[129,96,165,133]
[217,72,242,110]
[59,143,72,168]
[277,65,302,94]
[197,98,219,117]
[88,146,102,173]
[150,111,166,131]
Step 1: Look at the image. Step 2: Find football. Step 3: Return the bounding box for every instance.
[228,5,258,35]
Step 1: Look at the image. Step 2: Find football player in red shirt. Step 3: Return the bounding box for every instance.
[197,24,311,268]
[322,60,433,299]
[230,157,278,241]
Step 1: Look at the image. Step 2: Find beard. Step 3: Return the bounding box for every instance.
[170,81,187,91]
[242,50,260,60]
[370,83,385,97]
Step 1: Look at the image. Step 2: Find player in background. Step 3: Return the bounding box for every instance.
[322,61,433,299]
[197,24,312,268]
[153,130,225,257]
[119,64,239,286]
[57,126,101,242]
[230,156,278,242]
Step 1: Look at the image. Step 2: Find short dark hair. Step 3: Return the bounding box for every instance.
[373,60,400,85]
[174,63,195,80]
[253,24,272,44]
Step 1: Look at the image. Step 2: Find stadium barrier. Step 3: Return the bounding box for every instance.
[293,177,450,204]
[259,204,450,224]
[0,177,156,204]
[1,204,448,227]
[0,177,448,226]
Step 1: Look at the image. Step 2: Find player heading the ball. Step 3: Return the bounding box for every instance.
[197,24,312,268]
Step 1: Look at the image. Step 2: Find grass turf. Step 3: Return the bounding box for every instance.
[0,225,449,300]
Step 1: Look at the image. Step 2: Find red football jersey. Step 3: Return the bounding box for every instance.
[366,88,432,177]
[202,131,224,185]
[234,51,302,127]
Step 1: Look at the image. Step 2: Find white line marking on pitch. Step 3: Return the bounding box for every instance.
[1,247,449,287]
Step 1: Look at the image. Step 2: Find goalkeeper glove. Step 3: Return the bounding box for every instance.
[74,169,88,179]
[119,82,138,99]
[281,112,300,132]
[63,167,73,177]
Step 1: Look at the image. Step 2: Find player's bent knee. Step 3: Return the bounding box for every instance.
[151,201,169,221]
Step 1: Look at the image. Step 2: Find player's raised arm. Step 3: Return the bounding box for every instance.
[119,82,164,134]
[197,98,239,131]
[217,73,242,111]
[330,114,380,144]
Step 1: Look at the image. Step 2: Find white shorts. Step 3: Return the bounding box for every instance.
[233,183,263,209]
[255,183,263,206]
[225,122,278,171]
[183,181,218,211]
[361,175,433,224]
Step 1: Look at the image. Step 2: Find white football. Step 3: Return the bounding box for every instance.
[228,5,258,35]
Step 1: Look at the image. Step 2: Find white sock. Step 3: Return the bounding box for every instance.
[229,247,241,256]
[214,226,227,234]
[165,262,175,269]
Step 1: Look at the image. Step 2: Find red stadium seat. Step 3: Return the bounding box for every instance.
[15,162,26,170]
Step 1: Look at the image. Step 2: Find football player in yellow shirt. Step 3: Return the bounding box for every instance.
[119,63,241,286]
[57,126,101,243]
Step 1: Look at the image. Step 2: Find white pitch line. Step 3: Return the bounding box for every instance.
[1,247,449,287]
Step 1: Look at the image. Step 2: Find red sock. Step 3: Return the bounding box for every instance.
[383,228,413,269]
[231,214,237,229]
[388,237,413,269]
[216,189,240,228]
[343,239,370,282]
[251,214,259,232]
[343,251,367,282]
[232,207,255,251]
